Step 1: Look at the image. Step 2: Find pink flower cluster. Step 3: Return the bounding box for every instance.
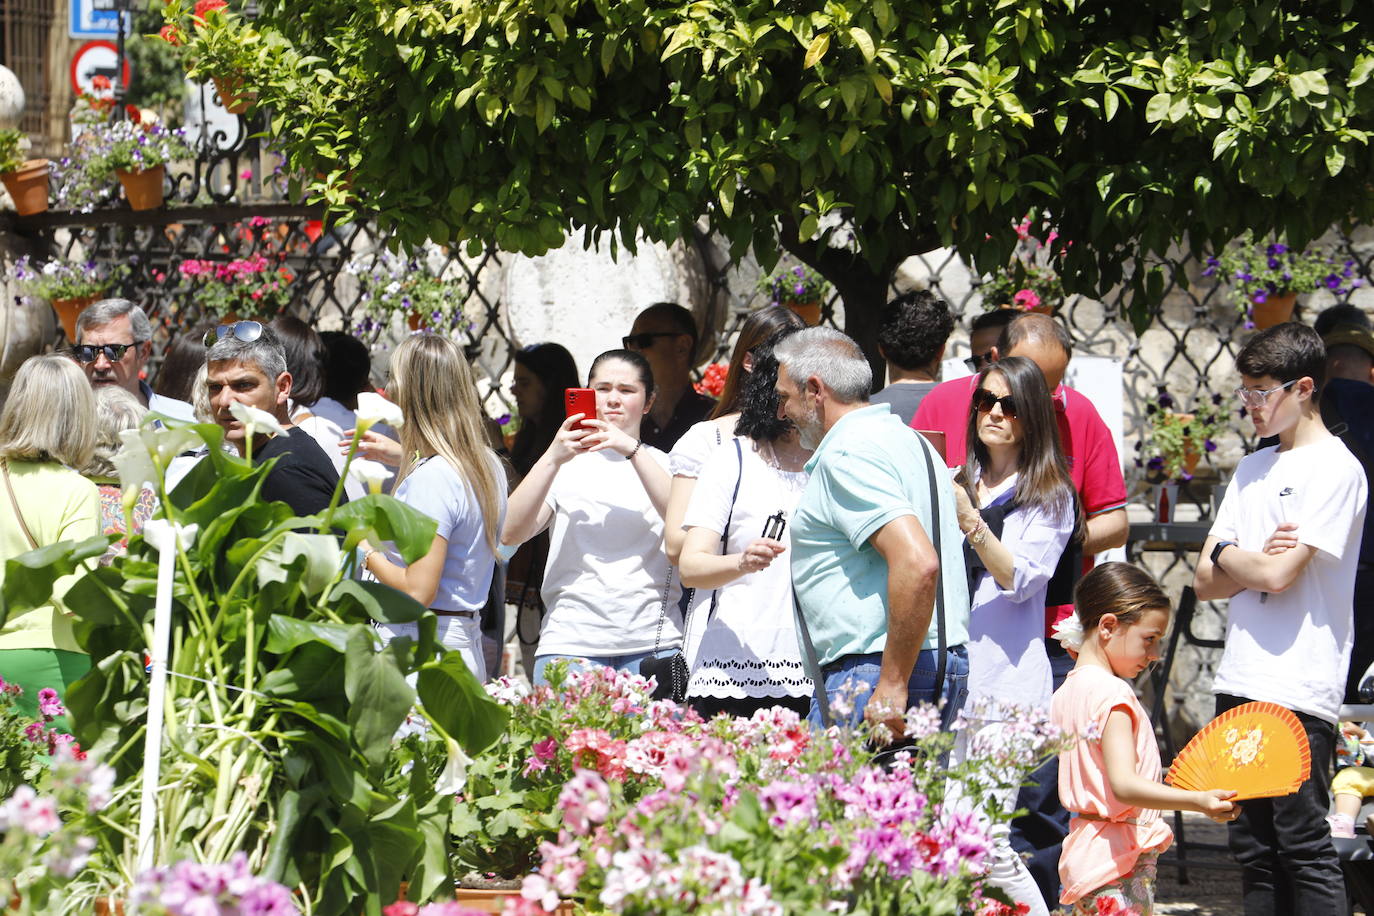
[601,843,782,916]
[132,852,297,916]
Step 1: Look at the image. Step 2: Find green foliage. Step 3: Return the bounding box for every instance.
[214,0,1374,333]
[127,6,191,123]
[0,421,508,912]
[1141,390,1227,482]
[0,129,25,173]
[757,263,832,307]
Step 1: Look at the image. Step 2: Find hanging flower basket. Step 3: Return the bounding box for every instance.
[212,75,254,115]
[1,159,50,215]
[116,165,166,210]
[50,292,106,341]
[785,301,822,326]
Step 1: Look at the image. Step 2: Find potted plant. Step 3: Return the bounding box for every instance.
[978,211,1069,314]
[1137,388,1227,522]
[345,245,475,333]
[81,115,194,210]
[12,255,128,339]
[175,254,295,322]
[757,263,831,326]
[0,129,50,216]
[160,0,266,115]
[1204,233,1362,330]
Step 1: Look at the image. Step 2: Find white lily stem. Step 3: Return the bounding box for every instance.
[136,531,177,872]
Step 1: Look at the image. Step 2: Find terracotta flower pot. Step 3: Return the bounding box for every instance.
[116,165,166,211]
[785,301,822,326]
[50,292,105,340]
[452,889,573,915]
[1,158,50,215]
[407,310,426,331]
[213,75,255,115]
[1249,291,1297,330]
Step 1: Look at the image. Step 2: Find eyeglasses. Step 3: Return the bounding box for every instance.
[963,352,994,374]
[971,388,1018,419]
[203,320,265,348]
[1233,379,1296,408]
[622,331,681,350]
[71,342,137,363]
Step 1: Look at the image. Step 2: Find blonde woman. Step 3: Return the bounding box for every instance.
[0,355,101,723]
[359,334,507,681]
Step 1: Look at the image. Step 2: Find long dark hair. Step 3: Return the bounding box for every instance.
[711,306,807,418]
[960,356,1078,528]
[733,328,801,441]
[509,342,580,475]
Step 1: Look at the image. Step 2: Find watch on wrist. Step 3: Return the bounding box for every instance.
[1210,539,1235,569]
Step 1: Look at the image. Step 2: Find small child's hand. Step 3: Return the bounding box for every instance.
[1197,789,1241,823]
[1341,722,1369,741]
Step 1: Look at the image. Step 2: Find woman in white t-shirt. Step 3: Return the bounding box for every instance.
[950,355,1080,916]
[359,334,507,682]
[678,336,811,718]
[501,349,681,685]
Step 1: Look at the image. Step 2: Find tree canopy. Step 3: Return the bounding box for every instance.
[206,0,1374,335]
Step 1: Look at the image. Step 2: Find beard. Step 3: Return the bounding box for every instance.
[794,401,824,450]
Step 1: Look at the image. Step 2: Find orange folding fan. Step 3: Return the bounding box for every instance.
[1165,702,1310,800]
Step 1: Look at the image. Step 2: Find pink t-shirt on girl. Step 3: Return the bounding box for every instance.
[1051,665,1173,904]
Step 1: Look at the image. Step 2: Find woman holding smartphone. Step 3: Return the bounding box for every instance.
[501,349,681,684]
[677,335,811,718]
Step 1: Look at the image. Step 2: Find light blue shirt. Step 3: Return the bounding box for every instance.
[790,404,970,666]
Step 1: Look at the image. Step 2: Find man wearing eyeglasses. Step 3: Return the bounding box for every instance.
[622,302,715,451]
[1194,322,1366,915]
[73,299,195,422]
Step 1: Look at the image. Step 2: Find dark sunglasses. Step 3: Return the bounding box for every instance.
[963,352,994,374]
[971,388,1018,419]
[71,342,138,363]
[622,331,681,349]
[204,320,265,348]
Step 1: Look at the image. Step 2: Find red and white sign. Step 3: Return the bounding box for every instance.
[70,40,131,97]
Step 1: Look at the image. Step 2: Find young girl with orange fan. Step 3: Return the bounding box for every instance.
[1050,563,1240,914]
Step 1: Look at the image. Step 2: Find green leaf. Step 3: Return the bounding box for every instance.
[1193,93,1223,119]
[256,532,344,596]
[416,652,509,755]
[1351,56,1374,89]
[547,13,567,42]
[267,616,356,654]
[1103,90,1119,121]
[849,27,875,63]
[1144,92,1171,123]
[0,536,111,626]
[1326,145,1346,177]
[1245,66,1274,87]
[719,180,736,217]
[871,73,893,105]
[331,579,426,624]
[328,495,437,562]
[344,627,416,771]
[804,33,830,70]
[840,124,861,156]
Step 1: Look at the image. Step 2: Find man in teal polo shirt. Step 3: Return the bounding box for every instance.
[775,327,970,736]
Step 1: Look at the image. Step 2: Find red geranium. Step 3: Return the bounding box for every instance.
[158,23,183,44]
[192,0,228,23]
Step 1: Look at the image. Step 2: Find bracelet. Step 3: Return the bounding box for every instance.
[966,520,988,545]
[626,439,642,461]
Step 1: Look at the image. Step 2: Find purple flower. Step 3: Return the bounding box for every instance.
[1211,392,1224,406]
[1267,257,1281,270]
[1147,456,1164,470]
[1251,289,1268,304]
[1326,274,1342,289]
[1156,390,1174,409]
[793,283,805,296]
[792,266,805,277]
[1204,439,1217,452]
[1267,243,1288,256]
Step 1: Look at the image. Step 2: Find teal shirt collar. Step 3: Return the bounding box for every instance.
[803,402,892,473]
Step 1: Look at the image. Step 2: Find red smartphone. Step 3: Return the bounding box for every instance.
[565,388,597,429]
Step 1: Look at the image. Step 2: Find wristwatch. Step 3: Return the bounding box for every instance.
[1210,539,1236,570]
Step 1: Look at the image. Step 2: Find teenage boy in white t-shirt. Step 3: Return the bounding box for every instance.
[1194,321,1368,916]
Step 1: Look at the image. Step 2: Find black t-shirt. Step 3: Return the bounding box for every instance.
[641,388,717,452]
[255,426,344,517]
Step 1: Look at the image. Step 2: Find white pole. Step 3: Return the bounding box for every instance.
[136,520,180,873]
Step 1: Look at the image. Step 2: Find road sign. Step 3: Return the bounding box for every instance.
[70,40,131,97]
[69,0,124,39]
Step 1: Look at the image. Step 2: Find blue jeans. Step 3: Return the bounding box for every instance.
[808,645,969,731]
[531,649,679,687]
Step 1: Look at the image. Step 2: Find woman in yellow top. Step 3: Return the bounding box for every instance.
[0,354,101,722]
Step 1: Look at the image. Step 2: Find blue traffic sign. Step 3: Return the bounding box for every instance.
[69,0,122,39]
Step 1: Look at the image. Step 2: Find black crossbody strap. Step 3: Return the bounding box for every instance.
[706,438,744,622]
[920,436,948,700]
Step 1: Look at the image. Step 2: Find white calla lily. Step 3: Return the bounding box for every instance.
[435,735,471,795]
[114,429,160,495]
[355,392,404,433]
[228,402,288,440]
[141,520,199,554]
[346,458,393,495]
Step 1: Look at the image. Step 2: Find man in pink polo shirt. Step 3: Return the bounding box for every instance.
[911,311,1128,908]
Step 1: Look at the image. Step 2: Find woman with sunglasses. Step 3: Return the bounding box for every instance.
[358,333,507,682]
[951,355,1080,916]
[501,349,681,685]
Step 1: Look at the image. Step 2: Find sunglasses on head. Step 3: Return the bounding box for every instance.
[972,388,1018,419]
[71,342,138,363]
[203,320,265,348]
[621,331,681,350]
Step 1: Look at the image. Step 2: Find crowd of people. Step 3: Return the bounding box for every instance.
[0,288,1372,915]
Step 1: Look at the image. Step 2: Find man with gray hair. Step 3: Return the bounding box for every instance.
[775,326,970,737]
[73,299,194,422]
[205,321,341,517]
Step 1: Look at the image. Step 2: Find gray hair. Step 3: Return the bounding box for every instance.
[83,385,148,480]
[206,326,289,381]
[774,326,872,404]
[77,298,153,344]
[190,364,213,423]
[0,354,97,468]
